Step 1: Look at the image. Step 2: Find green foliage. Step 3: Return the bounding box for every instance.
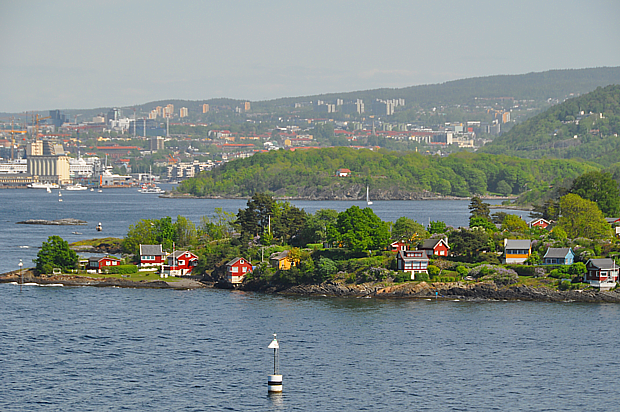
[427,265,440,278]
[330,206,390,252]
[392,217,427,241]
[481,85,620,166]
[450,228,490,261]
[569,171,620,217]
[200,207,236,241]
[428,220,447,234]
[501,215,528,232]
[558,194,611,239]
[415,272,430,282]
[456,265,469,277]
[173,147,593,199]
[469,196,491,220]
[316,257,338,281]
[470,216,497,232]
[35,235,78,274]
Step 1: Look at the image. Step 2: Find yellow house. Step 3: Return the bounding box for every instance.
[270,250,296,270]
[503,239,531,264]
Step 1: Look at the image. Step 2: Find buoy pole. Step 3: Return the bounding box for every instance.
[267,333,282,393]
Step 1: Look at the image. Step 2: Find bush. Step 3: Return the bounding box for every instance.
[427,265,440,278]
[392,272,410,283]
[469,264,518,285]
[456,266,469,277]
[105,264,138,274]
[415,272,429,282]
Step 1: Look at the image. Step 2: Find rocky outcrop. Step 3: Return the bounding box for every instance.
[236,279,620,303]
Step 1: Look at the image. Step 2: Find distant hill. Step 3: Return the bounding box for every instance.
[173,147,596,201]
[256,67,620,110]
[479,84,620,166]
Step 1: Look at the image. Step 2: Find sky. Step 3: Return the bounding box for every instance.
[1,0,619,113]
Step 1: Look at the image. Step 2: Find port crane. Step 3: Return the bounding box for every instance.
[7,118,27,160]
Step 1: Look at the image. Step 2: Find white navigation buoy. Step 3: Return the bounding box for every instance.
[267,333,282,393]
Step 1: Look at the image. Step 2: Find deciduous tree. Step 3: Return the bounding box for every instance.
[35,235,78,274]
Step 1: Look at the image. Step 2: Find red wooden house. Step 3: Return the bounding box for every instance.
[162,251,199,277]
[226,257,253,284]
[87,256,121,273]
[390,240,408,252]
[528,218,551,229]
[419,238,450,257]
[585,258,619,290]
[139,244,168,268]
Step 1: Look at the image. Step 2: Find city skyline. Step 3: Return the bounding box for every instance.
[1,0,620,113]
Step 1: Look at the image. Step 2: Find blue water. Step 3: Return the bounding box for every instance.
[0,187,514,274]
[1,284,618,411]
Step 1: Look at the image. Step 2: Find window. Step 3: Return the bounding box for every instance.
[242,267,247,273]
[232,267,238,273]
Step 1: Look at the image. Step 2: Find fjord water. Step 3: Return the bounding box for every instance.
[1,188,618,410]
[2,284,619,411]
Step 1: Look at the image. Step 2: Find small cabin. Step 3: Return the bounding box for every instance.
[542,248,574,265]
[419,238,450,257]
[139,244,168,268]
[87,256,121,273]
[503,239,531,264]
[226,257,253,284]
[585,258,619,290]
[162,251,198,277]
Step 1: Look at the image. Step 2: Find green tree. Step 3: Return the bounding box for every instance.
[391,217,428,241]
[449,228,490,262]
[558,194,611,239]
[122,219,158,255]
[530,199,560,221]
[174,215,197,248]
[35,235,78,274]
[300,209,339,245]
[428,220,447,234]
[470,216,497,232]
[200,207,236,241]
[155,216,176,252]
[237,193,276,238]
[469,196,491,222]
[501,215,528,232]
[569,171,620,217]
[330,206,390,252]
[496,180,512,196]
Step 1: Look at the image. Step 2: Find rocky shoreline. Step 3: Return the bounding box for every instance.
[236,279,620,303]
[3,270,618,302]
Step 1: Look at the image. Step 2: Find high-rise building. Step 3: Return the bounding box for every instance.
[49,110,67,128]
[165,104,174,118]
[202,104,209,113]
[106,108,121,122]
[180,107,188,118]
[150,136,165,151]
[244,102,251,111]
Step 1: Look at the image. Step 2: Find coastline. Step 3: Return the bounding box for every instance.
[2,270,618,302]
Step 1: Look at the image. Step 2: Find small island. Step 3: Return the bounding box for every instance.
[4,177,620,303]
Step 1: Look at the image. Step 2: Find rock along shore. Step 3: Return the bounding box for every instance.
[237,280,620,303]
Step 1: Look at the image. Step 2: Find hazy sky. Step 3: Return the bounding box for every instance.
[1,0,619,113]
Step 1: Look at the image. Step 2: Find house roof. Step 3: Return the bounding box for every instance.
[169,250,197,259]
[587,258,618,270]
[543,248,573,258]
[504,239,531,249]
[226,257,250,266]
[398,249,429,260]
[421,238,449,250]
[140,244,164,256]
[269,250,290,261]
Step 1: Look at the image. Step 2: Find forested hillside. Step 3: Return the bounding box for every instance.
[480,85,620,165]
[174,148,595,201]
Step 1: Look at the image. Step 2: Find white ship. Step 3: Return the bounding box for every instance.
[27,182,60,190]
[65,183,88,191]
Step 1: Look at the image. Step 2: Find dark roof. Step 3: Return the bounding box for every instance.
[587,258,618,270]
[269,250,290,260]
[398,249,429,260]
[421,238,448,249]
[140,244,164,256]
[543,248,573,258]
[169,250,197,259]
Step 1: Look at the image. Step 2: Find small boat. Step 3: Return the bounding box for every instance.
[58,192,63,202]
[90,188,94,192]
[138,183,165,194]
[366,186,373,205]
[97,189,103,193]
[28,182,60,190]
[65,183,88,191]
[47,186,52,193]
[71,231,82,235]
[96,222,102,231]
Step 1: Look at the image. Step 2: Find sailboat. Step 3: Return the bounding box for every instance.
[366,186,373,205]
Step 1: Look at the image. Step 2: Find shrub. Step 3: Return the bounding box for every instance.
[456,266,469,277]
[427,265,440,278]
[415,272,429,282]
[392,272,409,283]
[469,264,518,285]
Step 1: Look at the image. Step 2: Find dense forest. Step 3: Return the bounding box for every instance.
[480,85,620,165]
[174,148,595,202]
